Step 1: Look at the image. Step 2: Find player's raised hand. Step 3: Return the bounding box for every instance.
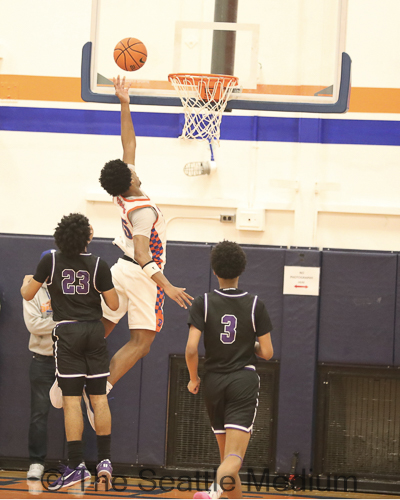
[188,377,201,394]
[113,76,131,104]
[164,284,193,309]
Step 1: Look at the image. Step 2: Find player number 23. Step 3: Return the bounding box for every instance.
[62,269,90,295]
[220,314,237,344]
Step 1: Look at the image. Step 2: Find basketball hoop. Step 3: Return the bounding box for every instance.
[168,73,239,143]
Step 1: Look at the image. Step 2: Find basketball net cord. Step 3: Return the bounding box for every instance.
[170,75,237,142]
[168,74,239,176]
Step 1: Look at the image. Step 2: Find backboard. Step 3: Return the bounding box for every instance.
[82,0,351,113]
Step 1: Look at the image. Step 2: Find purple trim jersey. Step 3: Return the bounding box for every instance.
[188,288,273,373]
[33,251,114,322]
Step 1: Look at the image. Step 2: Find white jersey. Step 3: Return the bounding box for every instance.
[112,192,167,269]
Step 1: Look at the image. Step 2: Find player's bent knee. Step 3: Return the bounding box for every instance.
[89,394,108,408]
[137,343,151,359]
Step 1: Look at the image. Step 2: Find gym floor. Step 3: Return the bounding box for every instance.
[0,471,397,499]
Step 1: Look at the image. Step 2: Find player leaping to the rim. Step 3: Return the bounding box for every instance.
[99,76,193,394]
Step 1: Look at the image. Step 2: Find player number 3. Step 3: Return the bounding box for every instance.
[220,314,237,344]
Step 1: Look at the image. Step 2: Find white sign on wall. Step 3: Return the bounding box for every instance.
[283,266,320,296]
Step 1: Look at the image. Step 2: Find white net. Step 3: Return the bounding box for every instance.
[168,74,239,143]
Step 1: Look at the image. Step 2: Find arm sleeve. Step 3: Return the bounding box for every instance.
[254,299,273,337]
[94,259,115,293]
[128,207,157,239]
[22,291,57,336]
[187,295,206,331]
[33,253,53,284]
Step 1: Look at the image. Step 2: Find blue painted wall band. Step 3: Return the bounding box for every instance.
[1,106,400,146]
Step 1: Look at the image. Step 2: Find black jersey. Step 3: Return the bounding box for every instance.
[188,288,273,373]
[33,250,114,322]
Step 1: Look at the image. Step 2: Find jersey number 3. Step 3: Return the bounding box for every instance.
[220,314,237,344]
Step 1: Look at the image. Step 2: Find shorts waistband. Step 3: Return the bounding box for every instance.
[56,319,101,325]
[32,353,53,360]
[121,255,140,265]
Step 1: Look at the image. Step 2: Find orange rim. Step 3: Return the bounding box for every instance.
[168,73,238,86]
[168,73,238,101]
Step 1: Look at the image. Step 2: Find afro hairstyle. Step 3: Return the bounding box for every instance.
[211,240,247,280]
[99,159,132,196]
[54,213,91,258]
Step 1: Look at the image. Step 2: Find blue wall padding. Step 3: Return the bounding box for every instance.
[394,255,400,366]
[211,245,285,359]
[137,243,212,465]
[0,234,65,461]
[318,251,397,365]
[2,234,400,472]
[275,249,321,474]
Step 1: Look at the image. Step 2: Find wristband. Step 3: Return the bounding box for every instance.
[142,260,160,278]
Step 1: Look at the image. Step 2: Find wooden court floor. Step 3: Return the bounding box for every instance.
[0,471,397,500]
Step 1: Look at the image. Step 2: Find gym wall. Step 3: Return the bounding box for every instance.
[1,0,400,251]
[0,234,399,485]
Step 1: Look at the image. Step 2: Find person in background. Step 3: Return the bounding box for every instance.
[24,249,57,482]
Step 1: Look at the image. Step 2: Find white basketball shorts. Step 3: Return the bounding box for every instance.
[102,257,164,332]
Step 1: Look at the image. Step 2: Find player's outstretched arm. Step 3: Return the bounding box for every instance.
[186,325,202,394]
[158,279,193,309]
[113,75,136,165]
[255,333,274,360]
[133,235,193,309]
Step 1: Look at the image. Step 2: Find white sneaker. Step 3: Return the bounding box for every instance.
[50,379,63,408]
[27,463,44,479]
[83,387,96,431]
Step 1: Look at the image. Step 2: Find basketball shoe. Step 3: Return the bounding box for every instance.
[96,459,113,489]
[193,483,223,499]
[48,463,91,491]
[27,463,44,479]
[49,379,63,409]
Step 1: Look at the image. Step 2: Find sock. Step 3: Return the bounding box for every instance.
[97,434,111,462]
[67,440,83,469]
[208,482,223,499]
[106,381,113,395]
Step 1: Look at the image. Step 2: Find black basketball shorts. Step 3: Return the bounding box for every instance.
[203,368,260,434]
[52,320,110,396]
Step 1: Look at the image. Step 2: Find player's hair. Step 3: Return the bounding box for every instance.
[54,213,91,258]
[99,159,132,196]
[211,240,247,279]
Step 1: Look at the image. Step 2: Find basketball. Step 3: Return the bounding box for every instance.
[113,37,147,72]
